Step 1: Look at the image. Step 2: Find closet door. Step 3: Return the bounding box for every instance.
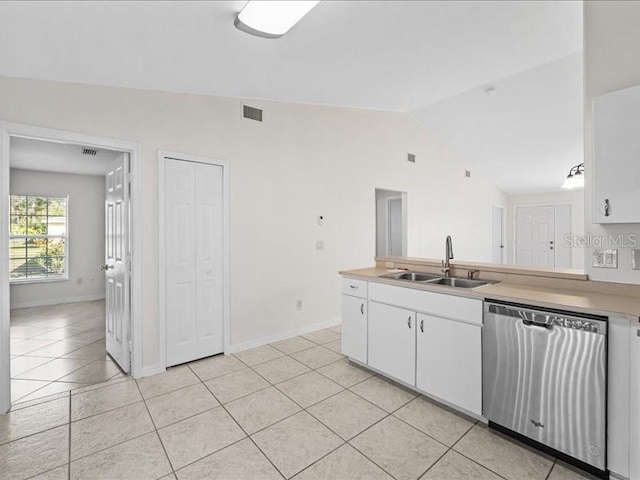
[165,159,198,366]
[195,163,224,358]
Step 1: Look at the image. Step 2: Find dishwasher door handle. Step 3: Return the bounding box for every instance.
[522,319,553,330]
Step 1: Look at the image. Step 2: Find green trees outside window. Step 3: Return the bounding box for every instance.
[9,195,68,281]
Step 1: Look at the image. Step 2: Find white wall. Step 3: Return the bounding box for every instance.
[0,76,506,370]
[9,169,105,308]
[507,189,585,270]
[584,1,640,284]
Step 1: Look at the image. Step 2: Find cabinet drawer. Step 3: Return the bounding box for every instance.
[342,278,368,298]
[369,282,481,325]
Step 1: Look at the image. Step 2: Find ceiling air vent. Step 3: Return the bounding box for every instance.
[243,105,263,122]
[407,153,416,163]
[82,148,98,156]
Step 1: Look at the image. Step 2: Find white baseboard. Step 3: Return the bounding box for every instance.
[228,317,341,354]
[10,294,106,310]
[137,363,165,379]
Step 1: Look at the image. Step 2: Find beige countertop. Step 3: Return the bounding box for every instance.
[340,267,640,321]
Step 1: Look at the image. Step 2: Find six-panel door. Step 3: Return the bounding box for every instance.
[368,301,416,385]
[341,294,367,363]
[416,313,482,415]
[165,158,224,367]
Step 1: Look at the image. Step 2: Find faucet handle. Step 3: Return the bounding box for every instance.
[467,270,480,280]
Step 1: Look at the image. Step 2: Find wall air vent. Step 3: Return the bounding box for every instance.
[407,153,416,163]
[82,148,98,156]
[243,105,263,122]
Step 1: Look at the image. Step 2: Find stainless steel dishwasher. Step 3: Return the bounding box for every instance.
[483,301,608,477]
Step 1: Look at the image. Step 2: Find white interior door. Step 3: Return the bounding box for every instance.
[515,206,555,267]
[165,159,198,366]
[194,162,224,358]
[492,206,505,264]
[165,158,224,367]
[104,153,130,373]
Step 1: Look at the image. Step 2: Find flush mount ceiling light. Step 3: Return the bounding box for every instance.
[562,162,584,189]
[235,1,320,39]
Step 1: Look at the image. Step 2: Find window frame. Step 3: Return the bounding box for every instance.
[9,194,69,284]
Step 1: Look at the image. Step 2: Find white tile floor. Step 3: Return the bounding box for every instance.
[9,301,122,403]
[0,325,598,480]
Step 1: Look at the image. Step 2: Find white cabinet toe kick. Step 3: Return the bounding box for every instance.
[340,276,639,480]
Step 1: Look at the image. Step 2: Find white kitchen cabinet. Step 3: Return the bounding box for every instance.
[341,294,367,364]
[416,313,482,415]
[368,301,416,385]
[592,84,640,224]
[608,317,631,477]
[630,320,640,479]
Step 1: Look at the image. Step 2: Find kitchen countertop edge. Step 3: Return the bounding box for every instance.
[340,267,640,322]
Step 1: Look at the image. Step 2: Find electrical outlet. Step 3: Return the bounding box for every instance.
[316,240,325,251]
[296,300,303,311]
[592,249,618,269]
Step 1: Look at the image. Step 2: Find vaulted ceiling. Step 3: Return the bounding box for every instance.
[0,1,584,194]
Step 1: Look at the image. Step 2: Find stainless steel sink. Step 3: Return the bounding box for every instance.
[382,272,442,282]
[429,277,489,288]
[381,271,492,289]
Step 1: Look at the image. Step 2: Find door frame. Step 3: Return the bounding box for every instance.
[157,150,231,371]
[0,121,143,413]
[512,203,572,267]
[492,205,506,264]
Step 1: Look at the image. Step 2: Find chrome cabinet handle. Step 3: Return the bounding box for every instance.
[407,316,412,329]
[360,303,364,315]
[100,264,113,271]
[349,285,358,290]
[420,319,424,333]
[605,199,610,217]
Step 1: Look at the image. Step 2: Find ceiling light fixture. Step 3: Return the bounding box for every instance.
[561,163,584,190]
[235,1,320,39]
[485,87,498,96]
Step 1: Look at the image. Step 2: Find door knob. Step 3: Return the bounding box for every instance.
[100,264,113,270]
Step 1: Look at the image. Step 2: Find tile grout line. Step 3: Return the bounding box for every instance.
[134,380,177,475]
[227,345,409,479]
[192,364,288,480]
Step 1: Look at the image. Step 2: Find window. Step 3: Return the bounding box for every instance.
[9,195,68,283]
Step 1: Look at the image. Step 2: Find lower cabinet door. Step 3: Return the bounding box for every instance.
[341,294,367,363]
[416,313,482,415]
[368,301,416,385]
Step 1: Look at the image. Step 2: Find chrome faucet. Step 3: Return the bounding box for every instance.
[442,235,454,277]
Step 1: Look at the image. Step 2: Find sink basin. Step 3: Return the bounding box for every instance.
[383,271,442,282]
[381,271,493,289]
[429,277,489,288]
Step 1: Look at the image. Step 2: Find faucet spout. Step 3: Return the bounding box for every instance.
[442,235,454,277]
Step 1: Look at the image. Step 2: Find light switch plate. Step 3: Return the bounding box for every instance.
[592,249,618,269]
[632,250,640,270]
